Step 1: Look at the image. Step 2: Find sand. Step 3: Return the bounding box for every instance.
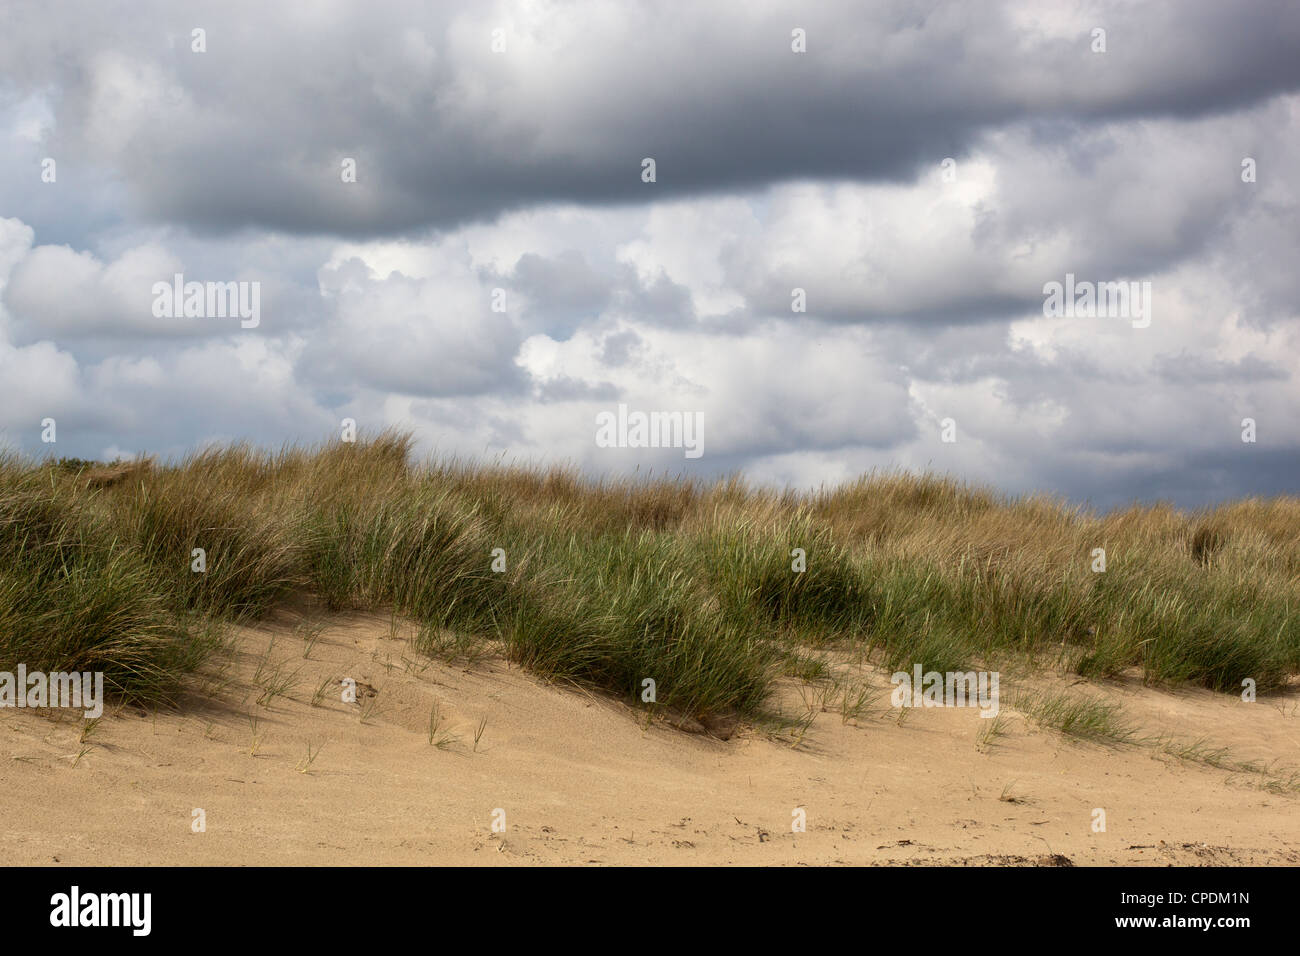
[3,601,1298,866]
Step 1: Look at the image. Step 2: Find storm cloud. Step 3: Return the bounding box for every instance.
[1,0,1297,507]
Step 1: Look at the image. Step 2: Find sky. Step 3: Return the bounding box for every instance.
[1,0,1298,508]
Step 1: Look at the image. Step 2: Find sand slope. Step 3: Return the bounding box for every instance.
[3,603,1298,866]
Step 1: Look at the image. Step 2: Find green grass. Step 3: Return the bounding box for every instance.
[1,434,1297,722]
[1014,689,1137,744]
[0,469,218,703]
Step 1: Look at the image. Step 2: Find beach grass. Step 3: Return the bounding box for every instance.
[2,432,1296,717]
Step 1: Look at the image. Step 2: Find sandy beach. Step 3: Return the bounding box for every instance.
[4,602,1296,867]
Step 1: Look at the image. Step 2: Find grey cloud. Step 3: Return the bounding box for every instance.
[534,375,620,403]
[599,329,641,366]
[1152,352,1289,385]
[3,1,1299,239]
[1,1,1297,509]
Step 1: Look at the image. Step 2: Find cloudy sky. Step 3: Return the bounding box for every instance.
[1,0,1298,508]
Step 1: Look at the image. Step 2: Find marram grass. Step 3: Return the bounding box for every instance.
[1,433,1296,716]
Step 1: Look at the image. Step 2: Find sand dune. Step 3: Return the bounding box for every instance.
[3,602,1297,866]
